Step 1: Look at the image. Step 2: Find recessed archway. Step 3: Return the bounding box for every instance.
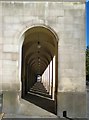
[21,25,58,114]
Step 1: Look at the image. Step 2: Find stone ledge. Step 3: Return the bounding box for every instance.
[0,0,85,3]
[1,117,88,120]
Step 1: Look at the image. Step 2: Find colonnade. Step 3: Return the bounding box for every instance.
[42,56,56,99]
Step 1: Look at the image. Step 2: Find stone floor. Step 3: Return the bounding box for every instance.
[0,85,89,120]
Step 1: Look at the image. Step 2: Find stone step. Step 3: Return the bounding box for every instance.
[29,90,51,98]
[2,118,64,120]
[1,114,88,120]
[2,118,88,120]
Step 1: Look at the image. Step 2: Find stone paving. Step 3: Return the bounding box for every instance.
[0,86,88,120]
[0,85,88,120]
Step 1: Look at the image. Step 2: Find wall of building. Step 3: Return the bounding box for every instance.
[0,1,86,118]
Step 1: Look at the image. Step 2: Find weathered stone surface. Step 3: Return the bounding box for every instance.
[0,1,86,118]
[57,92,86,118]
[3,45,18,53]
[2,91,57,117]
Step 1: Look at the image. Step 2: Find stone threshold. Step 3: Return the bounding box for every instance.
[0,113,88,120]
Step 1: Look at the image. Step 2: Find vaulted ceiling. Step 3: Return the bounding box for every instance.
[23,26,57,75]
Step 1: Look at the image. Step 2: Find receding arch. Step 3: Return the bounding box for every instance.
[18,24,59,47]
[19,24,59,114]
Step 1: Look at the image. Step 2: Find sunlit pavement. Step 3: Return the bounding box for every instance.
[0,85,89,120]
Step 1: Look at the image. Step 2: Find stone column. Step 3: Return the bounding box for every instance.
[57,2,86,118]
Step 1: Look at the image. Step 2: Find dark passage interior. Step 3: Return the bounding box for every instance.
[21,26,58,114]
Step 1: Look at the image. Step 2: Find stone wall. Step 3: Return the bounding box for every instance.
[0,1,86,118]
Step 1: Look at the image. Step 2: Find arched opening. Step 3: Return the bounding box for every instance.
[21,26,58,114]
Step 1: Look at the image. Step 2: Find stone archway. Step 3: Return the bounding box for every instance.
[20,25,59,114]
[1,1,86,118]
